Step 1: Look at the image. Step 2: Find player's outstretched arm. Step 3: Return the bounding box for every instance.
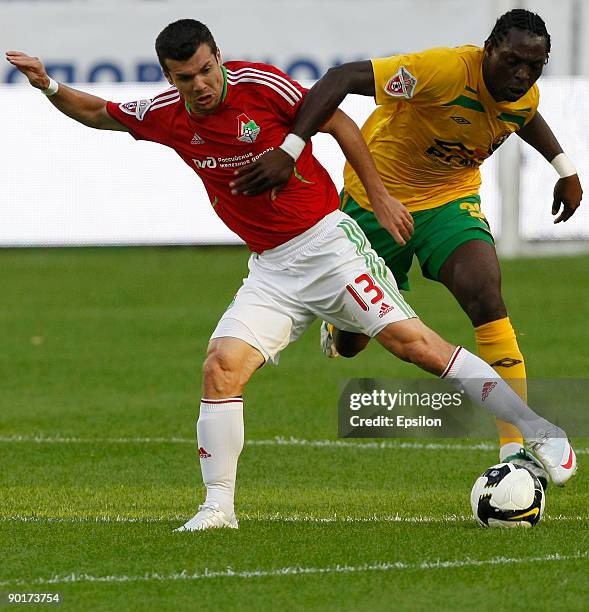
[230,61,375,196]
[5,51,127,131]
[322,109,413,245]
[517,111,582,223]
[292,61,376,140]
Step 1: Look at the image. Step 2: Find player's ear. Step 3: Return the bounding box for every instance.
[216,49,222,65]
[159,59,173,85]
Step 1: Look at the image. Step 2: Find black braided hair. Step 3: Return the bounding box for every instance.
[486,9,551,56]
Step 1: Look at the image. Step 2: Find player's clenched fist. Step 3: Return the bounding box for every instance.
[5,51,51,90]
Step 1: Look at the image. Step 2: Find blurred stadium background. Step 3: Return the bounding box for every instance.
[1,0,589,255]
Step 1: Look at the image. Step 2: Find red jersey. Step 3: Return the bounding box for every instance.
[106,61,340,252]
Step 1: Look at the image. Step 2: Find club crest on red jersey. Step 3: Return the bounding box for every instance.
[119,98,152,121]
[236,113,261,143]
[384,66,417,99]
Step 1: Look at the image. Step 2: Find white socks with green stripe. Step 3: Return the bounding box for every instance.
[197,398,244,515]
[441,347,554,439]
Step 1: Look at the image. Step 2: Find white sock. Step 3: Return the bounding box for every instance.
[499,441,524,462]
[197,397,244,515]
[441,347,556,440]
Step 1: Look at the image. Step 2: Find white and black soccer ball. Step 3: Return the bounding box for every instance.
[470,462,545,528]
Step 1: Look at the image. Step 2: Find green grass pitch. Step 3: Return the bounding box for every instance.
[0,247,588,610]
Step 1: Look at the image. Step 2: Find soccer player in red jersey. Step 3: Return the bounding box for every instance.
[6,19,576,531]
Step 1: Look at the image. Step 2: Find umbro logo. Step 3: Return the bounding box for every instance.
[378,302,395,318]
[451,116,471,125]
[491,357,522,368]
[191,131,205,144]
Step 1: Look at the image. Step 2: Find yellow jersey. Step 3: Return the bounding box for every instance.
[344,45,539,212]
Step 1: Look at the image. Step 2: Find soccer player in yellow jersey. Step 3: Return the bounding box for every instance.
[232,9,583,488]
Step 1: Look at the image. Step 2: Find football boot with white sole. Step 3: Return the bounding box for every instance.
[526,430,577,487]
[320,321,339,358]
[174,502,238,532]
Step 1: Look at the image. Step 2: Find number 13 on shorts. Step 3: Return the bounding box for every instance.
[345,273,384,311]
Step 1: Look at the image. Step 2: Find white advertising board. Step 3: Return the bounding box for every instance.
[1,78,587,248]
[0,81,498,247]
[0,0,576,86]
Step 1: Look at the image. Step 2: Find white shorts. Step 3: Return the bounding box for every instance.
[211,210,417,364]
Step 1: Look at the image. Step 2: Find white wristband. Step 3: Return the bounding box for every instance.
[551,153,576,178]
[279,133,306,161]
[42,77,59,97]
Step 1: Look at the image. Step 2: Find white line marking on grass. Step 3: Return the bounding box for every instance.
[2,513,587,525]
[247,438,499,451]
[1,514,187,524]
[1,434,587,454]
[0,552,587,587]
[0,434,192,444]
[243,513,589,524]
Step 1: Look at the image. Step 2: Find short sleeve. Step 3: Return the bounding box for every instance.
[106,89,178,145]
[521,83,540,127]
[372,47,464,107]
[230,62,308,122]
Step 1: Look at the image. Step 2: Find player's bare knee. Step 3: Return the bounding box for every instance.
[202,346,241,396]
[336,331,370,358]
[463,289,506,326]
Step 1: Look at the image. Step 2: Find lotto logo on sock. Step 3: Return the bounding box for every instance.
[198,446,212,459]
[481,381,497,402]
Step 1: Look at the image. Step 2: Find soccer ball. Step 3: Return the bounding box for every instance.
[470,463,545,528]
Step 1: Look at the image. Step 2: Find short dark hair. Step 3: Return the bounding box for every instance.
[486,9,551,56]
[155,19,218,68]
